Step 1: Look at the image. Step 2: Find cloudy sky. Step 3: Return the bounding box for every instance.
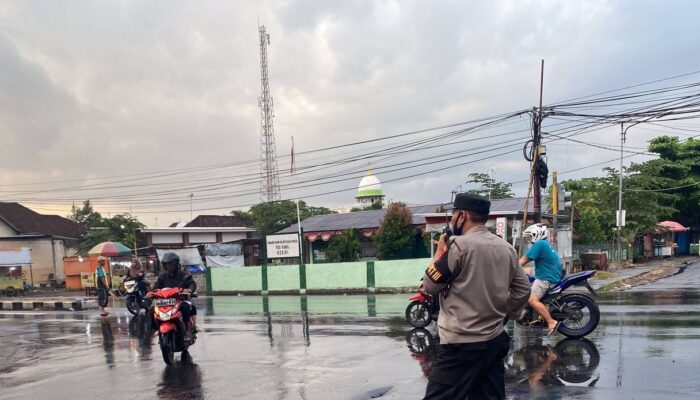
[0,0,699,226]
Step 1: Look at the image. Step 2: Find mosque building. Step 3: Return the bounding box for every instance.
[355,170,385,206]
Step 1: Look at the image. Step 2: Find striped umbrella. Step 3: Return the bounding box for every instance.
[88,241,132,257]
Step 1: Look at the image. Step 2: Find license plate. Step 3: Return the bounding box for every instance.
[155,298,176,306]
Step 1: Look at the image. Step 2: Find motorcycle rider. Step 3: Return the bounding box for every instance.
[519,223,564,337]
[147,252,199,341]
[125,257,147,294]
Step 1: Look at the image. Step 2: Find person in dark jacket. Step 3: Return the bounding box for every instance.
[147,252,199,340]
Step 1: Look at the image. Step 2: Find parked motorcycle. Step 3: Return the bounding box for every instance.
[151,288,197,364]
[124,278,149,316]
[405,286,440,328]
[405,270,600,338]
[517,271,600,338]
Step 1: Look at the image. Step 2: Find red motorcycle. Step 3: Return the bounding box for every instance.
[405,285,440,328]
[152,287,197,364]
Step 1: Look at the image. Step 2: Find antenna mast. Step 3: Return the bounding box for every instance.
[258,25,281,202]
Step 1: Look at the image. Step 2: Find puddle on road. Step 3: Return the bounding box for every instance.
[1,288,700,399]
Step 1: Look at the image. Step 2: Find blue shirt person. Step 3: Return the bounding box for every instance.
[519,224,562,337]
[526,239,563,284]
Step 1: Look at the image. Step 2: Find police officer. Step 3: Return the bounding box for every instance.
[422,193,531,400]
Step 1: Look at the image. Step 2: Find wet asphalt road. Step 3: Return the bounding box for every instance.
[1,263,699,400]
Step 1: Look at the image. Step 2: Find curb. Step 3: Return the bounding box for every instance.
[0,299,98,312]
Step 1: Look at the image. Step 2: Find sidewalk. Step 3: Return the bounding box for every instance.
[591,256,695,291]
[0,297,98,311]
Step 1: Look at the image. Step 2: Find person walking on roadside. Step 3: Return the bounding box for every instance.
[95,256,110,317]
[519,223,564,337]
[422,193,531,400]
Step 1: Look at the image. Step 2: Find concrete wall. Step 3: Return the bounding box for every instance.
[268,265,300,291]
[208,258,429,295]
[210,266,262,293]
[374,258,429,289]
[306,262,366,290]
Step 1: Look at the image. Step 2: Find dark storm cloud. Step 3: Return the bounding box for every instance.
[0,0,698,222]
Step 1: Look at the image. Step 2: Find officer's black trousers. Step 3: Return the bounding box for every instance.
[423,331,510,400]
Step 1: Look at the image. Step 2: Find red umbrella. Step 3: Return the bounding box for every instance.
[657,221,689,233]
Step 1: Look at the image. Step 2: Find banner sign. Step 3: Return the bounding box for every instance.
[266,234,300,258]
[496,217,507,240]
[0,247,31,265]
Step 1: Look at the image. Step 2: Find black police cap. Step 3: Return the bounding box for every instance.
[453,193,491,215]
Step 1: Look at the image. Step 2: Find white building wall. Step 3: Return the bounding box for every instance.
[222,232,247,242]
[152,233,183,244]
[189,232,217,243]
[0,220,17,237]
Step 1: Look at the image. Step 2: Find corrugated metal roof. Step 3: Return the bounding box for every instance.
[278,198,537,234]
[442,197,534,213]
[278,204,441,234]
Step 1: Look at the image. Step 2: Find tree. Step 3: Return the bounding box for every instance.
[350,201,384,212]
[231,210,255,226]
[641,136,700,228]
[562,165,675,244]
[245,200,336,236]
[77,213,146,255]
[465,172,514,199]
[69,200,104,227]
[374,203,415,259]
[325,229,361,262]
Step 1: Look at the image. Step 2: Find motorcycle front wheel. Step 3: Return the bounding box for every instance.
[406,300,432,328]
[160,331,175,365]
[126,296,139,316]
[556,294,600,338]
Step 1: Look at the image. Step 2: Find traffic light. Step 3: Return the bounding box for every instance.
[558,185,572,212]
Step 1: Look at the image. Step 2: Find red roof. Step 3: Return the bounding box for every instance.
[657,221,689,232]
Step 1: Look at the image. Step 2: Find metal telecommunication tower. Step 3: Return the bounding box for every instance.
[258,25,281,202]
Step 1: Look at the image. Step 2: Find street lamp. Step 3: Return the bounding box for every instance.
[120,224,138,257]
[616,114,667,261]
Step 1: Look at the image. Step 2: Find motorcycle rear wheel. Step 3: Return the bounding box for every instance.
[556,294,600,338]
[553,338,600,384]
[406,300,432,328]
[160,331,175,364]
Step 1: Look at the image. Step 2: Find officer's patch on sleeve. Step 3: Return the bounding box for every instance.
[425,252,451,284]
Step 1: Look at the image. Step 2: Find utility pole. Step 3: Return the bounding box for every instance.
[552,170,559,234]
[617,123,626,262]
[258,25,281,202]
[488,167,495,200]
[533,60,545,223]
[189,193,194,222]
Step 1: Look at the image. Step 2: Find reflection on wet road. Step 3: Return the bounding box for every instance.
[1,264,699,399]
